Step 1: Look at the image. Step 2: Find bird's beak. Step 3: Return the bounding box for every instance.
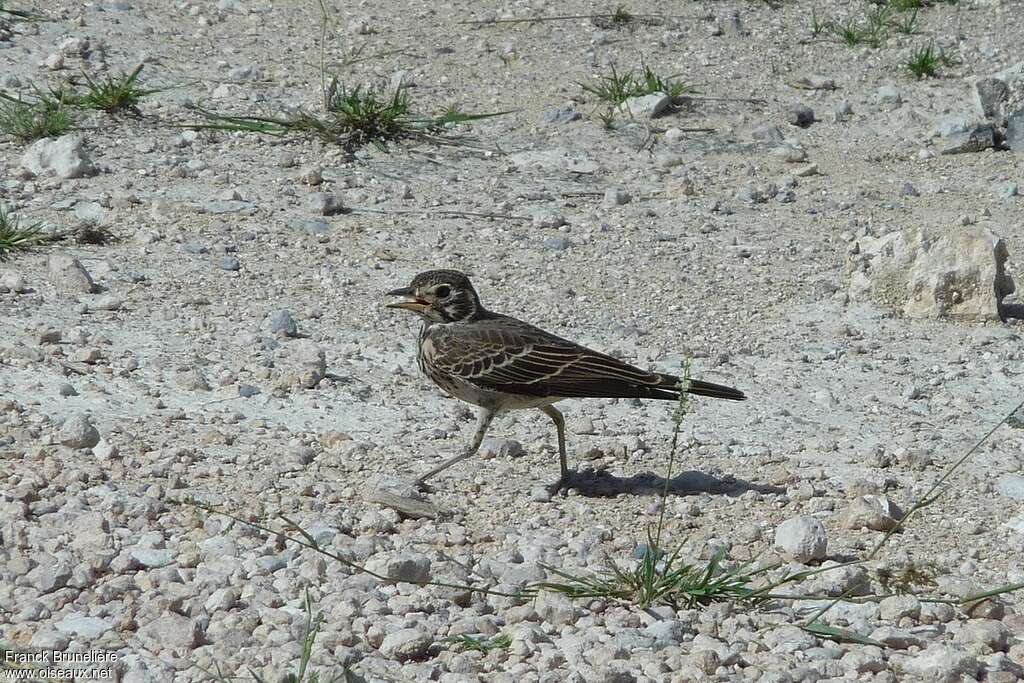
[386,287,429,312]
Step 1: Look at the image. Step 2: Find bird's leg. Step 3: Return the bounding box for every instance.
[414,407,495,491]
[539,405,570,496]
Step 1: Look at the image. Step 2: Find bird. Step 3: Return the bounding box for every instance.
[386,269,746,496]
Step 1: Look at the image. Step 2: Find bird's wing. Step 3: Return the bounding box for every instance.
[427,316,676,399]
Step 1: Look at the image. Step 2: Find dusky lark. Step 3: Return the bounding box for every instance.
[387,269,746,495]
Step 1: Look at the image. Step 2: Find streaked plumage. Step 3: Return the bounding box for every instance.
[387,269,746,495]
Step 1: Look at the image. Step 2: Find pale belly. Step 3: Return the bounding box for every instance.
[441,375,563,412]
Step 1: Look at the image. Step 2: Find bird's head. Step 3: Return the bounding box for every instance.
[386,269,482,323]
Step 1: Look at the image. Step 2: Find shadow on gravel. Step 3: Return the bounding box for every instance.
[1000,302,1024,320]
[565,468,785,498]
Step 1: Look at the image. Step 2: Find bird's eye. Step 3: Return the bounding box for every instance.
[435,285,451,299]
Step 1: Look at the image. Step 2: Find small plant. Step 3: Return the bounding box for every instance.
[809,9,833,37]
[863,4,892,45]
[71,223,116,246]
[833,18,870,46]
[907,42,943,78]
[0,205,51,261]
[77,64,158,113]
[579,63,688,106]
[198,81,505,151]
[609,4,634,26]
[0,94,73,141]
[889,8,919,34]
[443,634,512,653]
[875,561,939,594]
[323,79,413,146]
[533,541,769,610]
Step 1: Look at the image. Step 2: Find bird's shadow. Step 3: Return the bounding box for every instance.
[563,468,784,498]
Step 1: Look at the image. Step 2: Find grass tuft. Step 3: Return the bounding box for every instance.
[0,94,73,141]
[889,7,920,34]
[77,64,159,113]
[198,81,506,151]
[579,64,688,106]
[907,42,944,78]
[533,543,769,610]
[0,205,51,261]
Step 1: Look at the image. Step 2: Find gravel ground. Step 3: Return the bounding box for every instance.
[2,0,1024,681]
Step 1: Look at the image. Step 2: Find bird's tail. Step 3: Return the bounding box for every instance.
[654,374,747,401]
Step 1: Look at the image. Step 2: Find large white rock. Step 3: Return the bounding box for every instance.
[20,134,95,179]
[47,254,97,293]
[773,515,827,563]
[848,226,1015,321]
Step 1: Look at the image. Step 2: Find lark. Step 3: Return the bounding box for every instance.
[387,269,746,495]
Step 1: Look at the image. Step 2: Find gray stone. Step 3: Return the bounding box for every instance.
[20,135,95,179]
[974,78,1008,120]
[379,627,432,661]
[766,625,819,654]
[267,309,298,337]
[622,92,671,118]
[936,115,973,137]
[839,494,903,531]
[999,183,1019,200]
[995,474,1024,501]
[90,293,123,311]
[941,124,996,154]
[535,591,576,625]
[175,368,210,391]
[27,559,72,593]
[137,613,202,653]
[1007,110,1024,154]
[787,104,815,127]
[30,629,69,650]
[218,256,241,271]
[774,515,827,562]
[805,561,870,597]
[532,211,567,229]
[875,85,902,108]
[308,193,346,216]
[484,439,526,459]
[543,237,572,251]
[55,615,113,639]
[204,587,238,612]
[130,548,172,568]
[603,187,632,207]
[848,226,1015,321]
[879,595,921,621]
[47,254,97,293]
[59,413,101,449]
[901,644,978,682]
[0,271,28,293]
[750,124,784,142]
[544,107,581,124]
[275,340,326,390]
[955,619,1009,652]
[643,620,686,649]
[289,219,329,236]
[383,553,431,583]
